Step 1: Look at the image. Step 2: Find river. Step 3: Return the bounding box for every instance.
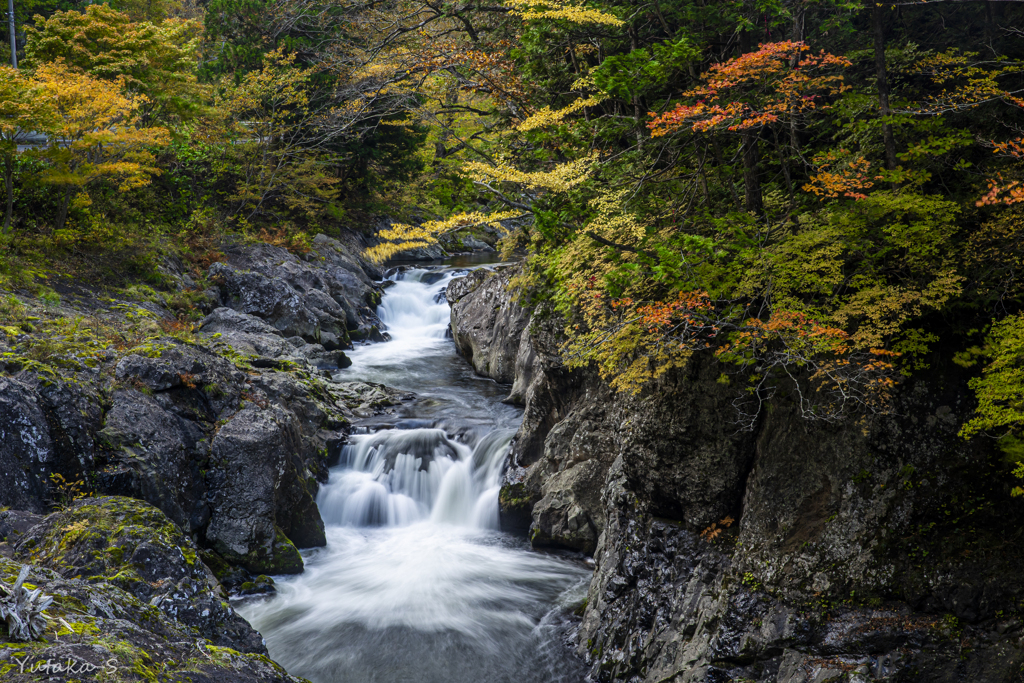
[236,261,592,683]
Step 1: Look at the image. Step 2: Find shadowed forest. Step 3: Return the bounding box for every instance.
[4,0,1024,483]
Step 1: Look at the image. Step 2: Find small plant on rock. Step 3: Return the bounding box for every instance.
[700,516,735,543]
[49,472,87,509]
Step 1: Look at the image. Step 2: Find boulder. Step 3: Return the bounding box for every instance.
[205,406,325,575]
[0,377,55,513]
[208,240,385,351]
[97,389,210,534]
[201,308,351,370]
[15,496,265,653]
[447,268,530,384]
[0,555,302,683]
[0,510,44,543]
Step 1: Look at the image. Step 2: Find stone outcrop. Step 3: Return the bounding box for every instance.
[205,406,320,574]
[0,377,60,514]
[447,268,530,385]
[446,265,1024,682]
[0,236,410,580]
[208,236,385,349]
[16,496,264,653]
[1,497,304,682]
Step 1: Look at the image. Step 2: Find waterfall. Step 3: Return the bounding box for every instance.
[317,426,515,529]
[319,268,514,530]
[378,269,458,341]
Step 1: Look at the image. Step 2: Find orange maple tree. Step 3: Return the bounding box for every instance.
[648,41,850,137]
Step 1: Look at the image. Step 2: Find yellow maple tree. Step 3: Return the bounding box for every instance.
[31,61,171,232]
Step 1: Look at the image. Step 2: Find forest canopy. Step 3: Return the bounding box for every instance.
[4,1,1024,463]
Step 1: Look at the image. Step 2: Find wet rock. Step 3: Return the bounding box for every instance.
[330,381,410,419]
[460,235,494,252]
[497,484,533,534]
[235,574,276,596]
[350,324,387,343]
[447,268,530,384]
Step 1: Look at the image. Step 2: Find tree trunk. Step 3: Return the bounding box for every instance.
[56,187,72,232]
[3,153,12,234]
[789,3,805,153]
[712,137,741,211]
[871,2,898,171]
[742,131,763,215]
[984,1,995,57]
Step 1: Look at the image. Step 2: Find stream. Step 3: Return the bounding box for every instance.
[236,260,592,683]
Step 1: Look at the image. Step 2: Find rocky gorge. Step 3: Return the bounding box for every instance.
[1,234,1022,683]
[448,266,1024,683]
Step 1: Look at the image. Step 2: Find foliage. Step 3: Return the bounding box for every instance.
[30,61,171,231]
[221,49,341,221]
[23,5,206,123]
[961,315,1024,442]
[49,473,88,509]
[648,41,850,136]
[0,68,53,233]
[367,210,521,262]
[7,0,1024,460]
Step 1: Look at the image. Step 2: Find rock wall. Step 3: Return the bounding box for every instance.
[447,268,1024,682]
[447,268,530,385]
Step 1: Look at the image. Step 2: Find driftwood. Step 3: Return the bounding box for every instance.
[0,566,52,641]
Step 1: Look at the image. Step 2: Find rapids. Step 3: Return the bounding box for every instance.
[236,262,591,683]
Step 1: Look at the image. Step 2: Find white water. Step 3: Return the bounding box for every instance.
[237,264,591,683]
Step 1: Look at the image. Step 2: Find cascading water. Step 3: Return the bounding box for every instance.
[237,262,591,683]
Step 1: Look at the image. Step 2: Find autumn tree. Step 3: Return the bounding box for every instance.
[221,49,348,220]
[648,41,851,214]
[31,62,171,232]
[0,67,54,234]
[24,5,206,123]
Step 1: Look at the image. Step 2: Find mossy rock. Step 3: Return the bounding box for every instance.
[0,557,308,683]
[498,484,535,534]
[16,496,187,591]
[12,496,267,653]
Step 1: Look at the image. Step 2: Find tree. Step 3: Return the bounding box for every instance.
[648,41,851,214]
[31,61,170,232]
[221,49,344,220]
[0,66,53,234]
[24,5,205,123]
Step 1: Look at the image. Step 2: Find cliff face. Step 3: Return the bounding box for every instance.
[447,269,1024,683]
